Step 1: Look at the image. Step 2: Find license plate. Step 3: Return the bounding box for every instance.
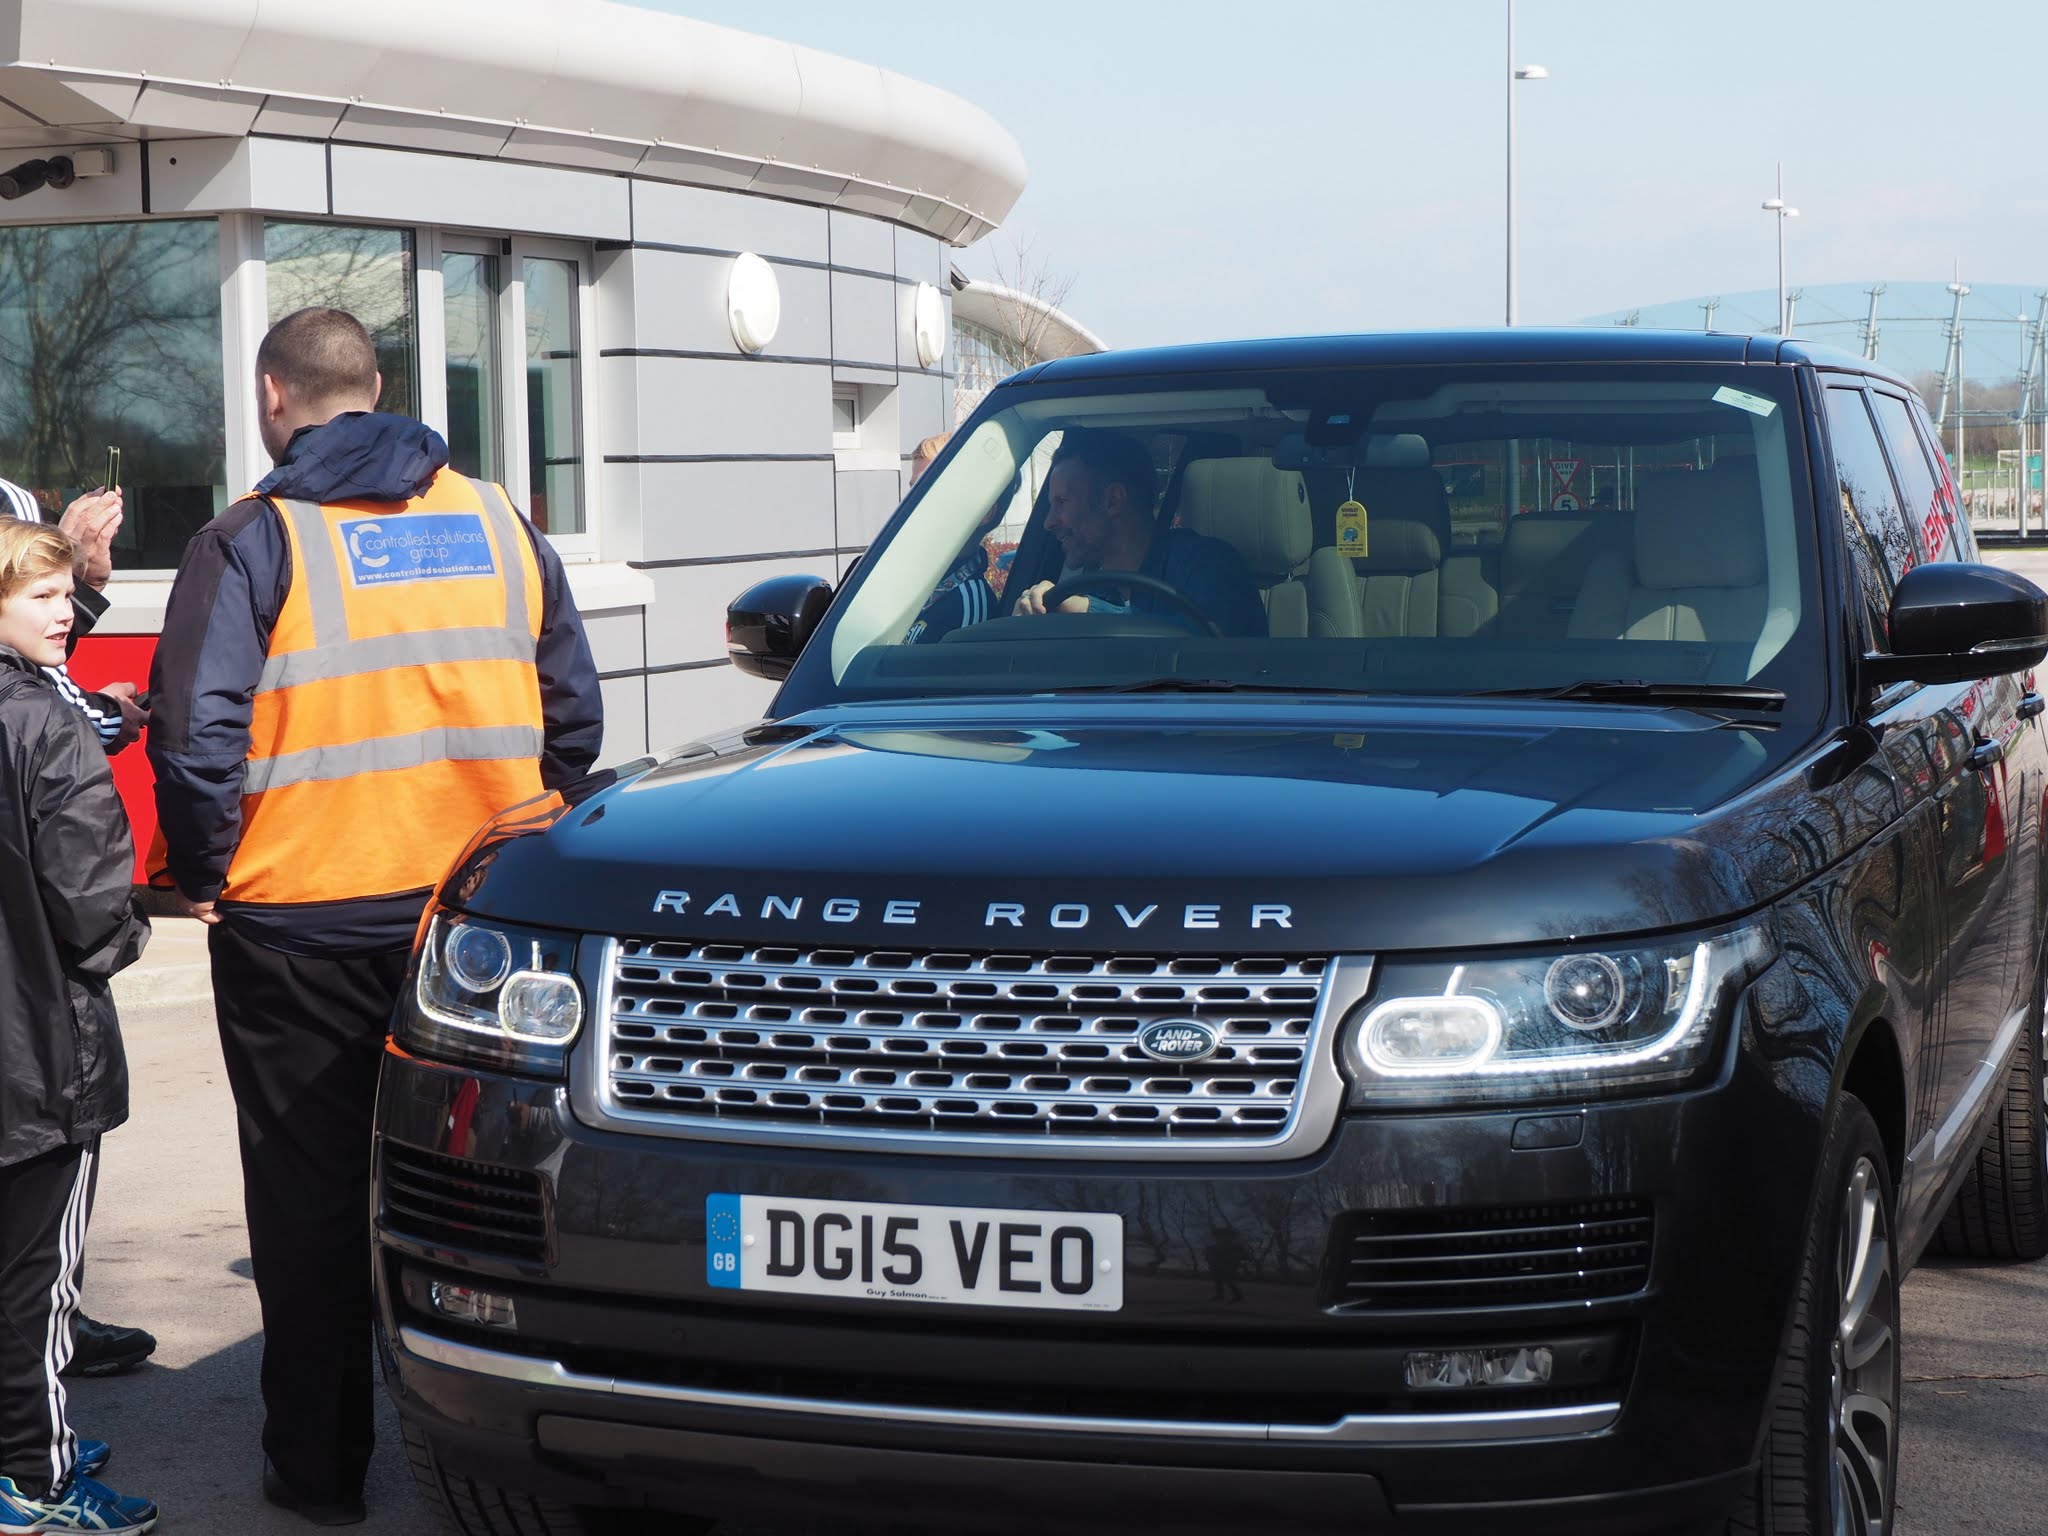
[705,1193,1123,1312]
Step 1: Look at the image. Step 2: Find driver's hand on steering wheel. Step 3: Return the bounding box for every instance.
[1015,579,1090,618]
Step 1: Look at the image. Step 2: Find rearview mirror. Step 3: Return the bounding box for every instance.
[1273,431,1429,472]
[727,575,833,681]
[1863,561,2048,687]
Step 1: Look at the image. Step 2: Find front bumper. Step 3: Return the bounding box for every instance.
[372,1036,1821,1535]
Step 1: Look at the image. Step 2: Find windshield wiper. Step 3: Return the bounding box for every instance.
[1479,679,1787,711]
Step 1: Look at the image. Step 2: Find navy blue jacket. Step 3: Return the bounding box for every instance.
[147,412,604,956]
[1084,527,1268,638]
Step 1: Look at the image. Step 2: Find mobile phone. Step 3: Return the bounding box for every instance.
[104,445,120,492]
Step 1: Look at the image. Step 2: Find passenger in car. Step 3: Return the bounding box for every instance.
[906,523,1001,644]
[1013,429,1267,636]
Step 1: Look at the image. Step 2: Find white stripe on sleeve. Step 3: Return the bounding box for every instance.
[0,477,43,522]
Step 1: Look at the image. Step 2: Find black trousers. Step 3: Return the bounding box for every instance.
[210,922,409,1504]
[0,1139,96,1498]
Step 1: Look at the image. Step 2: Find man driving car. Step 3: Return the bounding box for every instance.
[1013,429,1266,637]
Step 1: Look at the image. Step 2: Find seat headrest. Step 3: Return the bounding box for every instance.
[1349,468,1450,573]
[1501,510,1600,581]
[1354,515,1442,572]
[1633,470,1766,590]
[1178,457,1312,578]
[1353,468,1451,528]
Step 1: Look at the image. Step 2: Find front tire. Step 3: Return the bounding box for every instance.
[1930,949,2048,1261]
[1732,1092,1900,1535]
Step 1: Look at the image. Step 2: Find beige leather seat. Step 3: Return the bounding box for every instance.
[1303,468,1474,638]
[1567,470,1767,644]
[1498,512,1627,640]
[1177,457,1313,636]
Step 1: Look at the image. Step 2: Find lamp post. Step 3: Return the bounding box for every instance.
[1505,0,1546,326]
[1760,165,1798,336]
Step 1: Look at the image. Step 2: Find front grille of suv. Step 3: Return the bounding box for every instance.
[602,940,1331,1147]
[379,1142,550,1263]
[1329,1198,1654,1310]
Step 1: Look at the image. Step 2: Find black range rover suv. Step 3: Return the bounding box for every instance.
[373,331,2048,1536]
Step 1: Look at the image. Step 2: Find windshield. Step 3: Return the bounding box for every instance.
[780,362,1822,719]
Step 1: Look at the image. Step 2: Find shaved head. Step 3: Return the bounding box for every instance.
[257,307,380,405]
[255,307,383,461]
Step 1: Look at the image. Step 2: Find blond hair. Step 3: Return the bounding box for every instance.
[912,432,953,465]
[0,517,75,603]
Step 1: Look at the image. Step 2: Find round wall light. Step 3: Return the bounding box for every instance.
[912,281,946,369]
[728,252,781,353]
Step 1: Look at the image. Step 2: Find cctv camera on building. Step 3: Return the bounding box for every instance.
[0,156,75,200]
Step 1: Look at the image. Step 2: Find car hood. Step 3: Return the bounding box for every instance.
[455,698,1877,954]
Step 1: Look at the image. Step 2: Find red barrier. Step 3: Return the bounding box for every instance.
[65,633,159,882]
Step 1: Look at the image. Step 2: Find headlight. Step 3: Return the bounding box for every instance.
[394,911,584,1077]
[1342,923,1773,1107]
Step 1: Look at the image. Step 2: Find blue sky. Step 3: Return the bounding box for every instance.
[642,1,2048,349]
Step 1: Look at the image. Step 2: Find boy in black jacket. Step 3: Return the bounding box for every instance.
[0,520,159,1533]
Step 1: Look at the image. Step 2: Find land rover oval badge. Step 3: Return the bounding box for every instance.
[1138,1020,1220,1064]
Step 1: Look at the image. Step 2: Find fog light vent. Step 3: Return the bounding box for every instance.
[1402,1345,1553,1391]
[429,1281,518,1329]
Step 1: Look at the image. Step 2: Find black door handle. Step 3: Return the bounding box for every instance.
[1969,737,2005,771]
[2019,692,2045,720]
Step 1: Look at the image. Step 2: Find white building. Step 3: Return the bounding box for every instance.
[0,0,1026,794]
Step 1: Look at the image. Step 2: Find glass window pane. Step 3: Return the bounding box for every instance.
[1826,386,1908,647]
[1870,391,1955,565]
[523,256,583,535]
[264,221,418,419]
[443,253,500,481]
[0,219,226,571]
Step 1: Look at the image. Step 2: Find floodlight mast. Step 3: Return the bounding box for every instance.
[1760,165,1798,336]
[1861,285,1885,361]
[1505,0,1546,326]
[1938,268,1970,471]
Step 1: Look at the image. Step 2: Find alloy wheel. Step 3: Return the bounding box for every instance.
[1828,1155,1896,1536]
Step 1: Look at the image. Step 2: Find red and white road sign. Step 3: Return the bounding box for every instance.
[1548,458,1582,512]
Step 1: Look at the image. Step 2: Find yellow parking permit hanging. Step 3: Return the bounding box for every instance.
[1336,499,1369,558]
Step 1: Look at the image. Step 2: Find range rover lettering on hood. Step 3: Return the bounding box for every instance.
[650,891,1294,931]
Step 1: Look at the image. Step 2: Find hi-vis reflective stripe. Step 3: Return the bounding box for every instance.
[270,478,531,655]
[241,724,546,794]
[256,626,536,692]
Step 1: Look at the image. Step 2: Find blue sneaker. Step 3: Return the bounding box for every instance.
[75,1440,109,1478]
[0,1470,157,1533]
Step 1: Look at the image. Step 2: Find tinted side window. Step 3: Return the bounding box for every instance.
[1826,385,1911,645]
[1907,397,1978,560]
[1871,391,1958,566]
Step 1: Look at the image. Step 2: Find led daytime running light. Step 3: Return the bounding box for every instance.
[1352,936,1733,1084]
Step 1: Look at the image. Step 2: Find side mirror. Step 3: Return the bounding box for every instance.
[727,575,833,681]
[1864,561,2048,687]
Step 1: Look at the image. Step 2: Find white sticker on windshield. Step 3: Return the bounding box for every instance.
[1712,385,1777,417]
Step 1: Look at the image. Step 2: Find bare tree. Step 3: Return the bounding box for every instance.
[952,240,1086,422]
[969,238,1078,375]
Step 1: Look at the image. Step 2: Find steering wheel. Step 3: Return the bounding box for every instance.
[1043,570,1224,638]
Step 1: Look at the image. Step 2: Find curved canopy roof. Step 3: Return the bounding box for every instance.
[0,0,1027,244]
[952,279,1105,360]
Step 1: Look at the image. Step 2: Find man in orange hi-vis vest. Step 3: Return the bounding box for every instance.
[146,307,602,1525]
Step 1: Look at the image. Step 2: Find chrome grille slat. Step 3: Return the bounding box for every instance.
[603,941,1330,1146]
